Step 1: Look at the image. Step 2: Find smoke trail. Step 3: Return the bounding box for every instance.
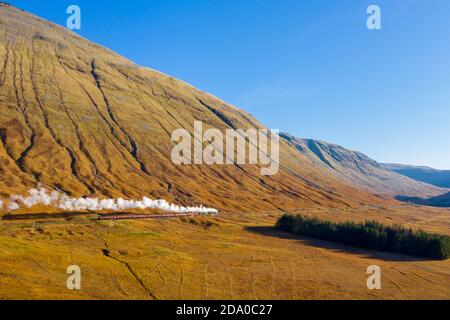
[0,187,218,214]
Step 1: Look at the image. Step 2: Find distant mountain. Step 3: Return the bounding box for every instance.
[382,164,450,188]
[281,133,446,198]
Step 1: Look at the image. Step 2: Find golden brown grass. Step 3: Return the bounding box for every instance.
[1,205,449,300]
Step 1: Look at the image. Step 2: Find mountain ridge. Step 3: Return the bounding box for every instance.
[382,163,450,189]
[0,5,394,212]
[280,133,446,198]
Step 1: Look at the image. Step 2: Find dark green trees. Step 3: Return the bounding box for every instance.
[276,214,450,260]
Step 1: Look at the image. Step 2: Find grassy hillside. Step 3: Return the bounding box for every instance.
[0,5,389,212]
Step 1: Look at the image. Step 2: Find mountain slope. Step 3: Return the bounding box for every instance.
[280,133,446,198]
[0,5,392,212]
[396,192,450,208]
[383,164,450,189]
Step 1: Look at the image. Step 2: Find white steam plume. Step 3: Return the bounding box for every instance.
[0,187,218,215]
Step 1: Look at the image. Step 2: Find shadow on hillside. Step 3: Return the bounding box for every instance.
[246,226,431,262]
[395,193,450,208]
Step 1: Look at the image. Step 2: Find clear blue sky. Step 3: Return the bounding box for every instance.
[11,0,450,169]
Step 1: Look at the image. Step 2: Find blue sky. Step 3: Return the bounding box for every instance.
[11,0,450,169]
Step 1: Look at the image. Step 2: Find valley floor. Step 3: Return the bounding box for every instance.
[0,206,449,300]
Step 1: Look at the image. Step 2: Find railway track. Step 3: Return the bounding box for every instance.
[94,212,215,221]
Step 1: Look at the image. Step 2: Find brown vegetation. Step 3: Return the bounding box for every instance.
[0,6,449,300]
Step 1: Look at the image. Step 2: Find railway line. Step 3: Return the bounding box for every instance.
[93,212,209,221]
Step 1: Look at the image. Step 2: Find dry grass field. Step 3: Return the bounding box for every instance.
[1,205,449,300]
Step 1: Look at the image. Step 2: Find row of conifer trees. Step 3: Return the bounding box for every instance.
[275,214,450,260]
